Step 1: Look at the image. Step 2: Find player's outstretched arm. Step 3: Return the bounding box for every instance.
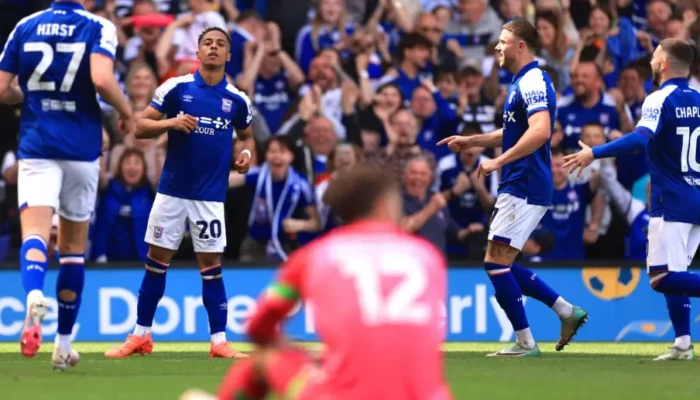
[492,111,550,169]
[0,72,23,105]
[438,129,503,152]
[134,106,197,139]
[563,130,650,175]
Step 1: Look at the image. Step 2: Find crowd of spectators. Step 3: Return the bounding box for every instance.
[1,0,700,263]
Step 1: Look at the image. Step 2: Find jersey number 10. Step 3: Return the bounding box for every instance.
[677,127,700,173]
[24,42,85,92]
[339,254,432,326]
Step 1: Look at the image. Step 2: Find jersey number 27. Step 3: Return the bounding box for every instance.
[339,253,432,326]
[23,42,85,92]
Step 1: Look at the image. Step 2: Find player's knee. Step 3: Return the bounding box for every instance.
[58,289,77,302]
[650,272,669,292]
[24,248,47,262]
[147,245,174,265]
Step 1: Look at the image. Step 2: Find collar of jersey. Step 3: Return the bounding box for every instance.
[511,60,539,84]
[193,70,228,90]
[661,77,689,89]
[52,1,85,10]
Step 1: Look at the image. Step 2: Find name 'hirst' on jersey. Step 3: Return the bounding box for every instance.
[37,23,76,37]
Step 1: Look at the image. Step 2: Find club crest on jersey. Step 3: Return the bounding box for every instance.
[222,98,233,113]
[600,113,609,124]
[153,226,163,239]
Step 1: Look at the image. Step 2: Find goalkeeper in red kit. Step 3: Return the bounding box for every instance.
[181,164,452,400]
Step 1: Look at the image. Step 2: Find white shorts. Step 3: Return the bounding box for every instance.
[18,159,100,222]
[488,193,548,251]
[145,193,227,253]
[647,217,700,274]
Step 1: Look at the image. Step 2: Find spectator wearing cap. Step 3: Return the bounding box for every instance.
[410,80,460,160]
[456,64,496,137]
[295,0,356,74]
[538,149,601,261]
[401,156,466,252]
[226,11,266,82]
[237,22,305,134]
[437,126,497,259]
[443,0,503,66]
[378,33,434,101]
[557,61,633,151]
[367,108,436,182]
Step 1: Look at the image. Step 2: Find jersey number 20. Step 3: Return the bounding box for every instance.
[339,254,431,326]
[24,42,85,92]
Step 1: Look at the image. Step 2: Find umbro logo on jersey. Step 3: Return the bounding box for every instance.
[503,111,516,122]
[183,95,194,102]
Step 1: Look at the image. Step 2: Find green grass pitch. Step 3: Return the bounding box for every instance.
[2,342,700,399]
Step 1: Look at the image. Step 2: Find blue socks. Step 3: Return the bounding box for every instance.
[664,294,691,340]
[135,257,168,330]
[20,235,49,294]
[485,262,529,331]
[202,265,228,339]
[653,272,700,297]
[56,255,85,335]
[511,264,560,308]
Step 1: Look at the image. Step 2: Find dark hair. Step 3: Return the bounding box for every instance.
[581,122,605,132]
[398,32,433,56]
[502,19,540,52]
[660,38,696,71]
[540,66,559,92]
[589,6,614,28]
[197,27,231,47]
[265,135,295,154]
[434,66,457,83]
[551,147,565,157]
[460,123,483,136]
[376,82,406,105]
[116,147,148,187]
[576,60,605,80]
[323,164,399,223]
[236,10,263,24]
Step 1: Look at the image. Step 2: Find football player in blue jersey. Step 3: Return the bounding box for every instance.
[104,27,255,360]
[439,19,588,357]
[0,0,133,368]
[565,38,700,361]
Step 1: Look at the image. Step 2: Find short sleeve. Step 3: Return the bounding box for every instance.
[636,92,664,137]
[0,24,22,74]
[92,18,118,59]
[233,92,253,130]
[150,78,179,114]
[518,69,551,118]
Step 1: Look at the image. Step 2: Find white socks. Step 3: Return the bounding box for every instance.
[56,334,72,350]
[26,289,44,308]
[133,324,151,337]
[211,332,226,345]
[552,297,574,319]
[515,328,535,348]
[675,335,691,350]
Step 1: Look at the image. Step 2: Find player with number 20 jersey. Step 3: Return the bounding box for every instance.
[0,0,133,368]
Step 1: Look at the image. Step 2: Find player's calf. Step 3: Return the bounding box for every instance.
[54,254,85,355]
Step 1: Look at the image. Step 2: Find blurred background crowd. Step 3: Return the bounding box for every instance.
[1,0,699,263]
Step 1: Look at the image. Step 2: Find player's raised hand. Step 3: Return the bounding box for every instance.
[562,140,595,177]
[169,113,198,134]
[477,157,501,178]
[233,149,251,174]
[437,135,474,153]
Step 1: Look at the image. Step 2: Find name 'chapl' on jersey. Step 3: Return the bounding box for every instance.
[675,106,700,119]
[37,23,77,37]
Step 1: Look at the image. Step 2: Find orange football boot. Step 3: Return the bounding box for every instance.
[209,342,249,359]
[104,333,154,358]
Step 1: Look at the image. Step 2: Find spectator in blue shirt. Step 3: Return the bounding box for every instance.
[378,33,433,101]
[295,0,356,74]
[92,148,155,262]
[226,11,266,81]
[539,149,600,261]
[557,61,633,150]
[411,81,460,159]
[236,22,305,134]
